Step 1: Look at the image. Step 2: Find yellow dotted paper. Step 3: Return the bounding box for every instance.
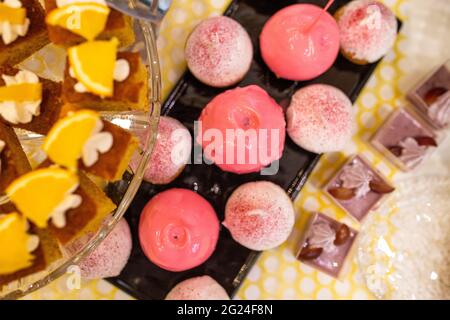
[25,0,410,300]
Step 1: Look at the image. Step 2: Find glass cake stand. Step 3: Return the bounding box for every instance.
[0,4,161,299]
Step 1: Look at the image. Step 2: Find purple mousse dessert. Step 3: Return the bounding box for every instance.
[408,60,450,129]
[371,108,438,171]
[324,155,395,222]
[297,212,358,279]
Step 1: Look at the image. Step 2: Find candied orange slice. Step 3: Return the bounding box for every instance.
[43,110,101,171]
[0,3,26,25]
[68,38,119,97]
[0,213,35,275]
[0,83,42,102]
[46,3,110,41]
[6,168,79,228]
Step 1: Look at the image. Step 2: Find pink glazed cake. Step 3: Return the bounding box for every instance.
[197,85,286,174]
[260,3,340,81]
[139,189,219,272]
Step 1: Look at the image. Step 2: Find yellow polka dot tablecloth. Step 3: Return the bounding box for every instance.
[23,0,450,300]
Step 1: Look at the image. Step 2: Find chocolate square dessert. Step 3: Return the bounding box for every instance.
[0,67,63,135]
[0,0,49,67]
[324,155,395,222]
[371,108,439,171]
[0,122,31,193]
[62,52,148,111]
[407,60,450,129]
[44,0,135,48]
[297,212,358,279]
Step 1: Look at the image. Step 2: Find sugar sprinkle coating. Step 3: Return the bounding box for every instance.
[337,0,397,64]
[223,181,295,251]
[143,116,191,184]
[185,16,253,88]
[287,84,354,154]
[75,219,132,279]
[165,276,230,300]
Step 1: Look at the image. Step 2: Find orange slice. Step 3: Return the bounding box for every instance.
[68,38,119,97]
[46,3,110,41]
[43,110,101,171]
[0,3,26,25]
[6,168,79,228]
[0,213,35,275]
[0,83,42,102]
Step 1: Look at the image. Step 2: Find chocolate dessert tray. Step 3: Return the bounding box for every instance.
[107,0,402,300]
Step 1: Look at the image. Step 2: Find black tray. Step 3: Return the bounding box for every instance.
[107,0,399,300]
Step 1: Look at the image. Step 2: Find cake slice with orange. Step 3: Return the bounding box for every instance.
[0,0,49,67]
[45,169,117,244]
[0,67,63,135]
[0,212,61,288]
[0,122,31,194]
[62,39,148,111]
[0,213,38,276]
[43,109,138,181]
[6,167,116,244]
[45,0,135,48]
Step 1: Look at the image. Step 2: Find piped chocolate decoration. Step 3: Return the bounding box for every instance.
[308,221,336,253]
[339,161,372,198]
[388,136,436,160]
[428,91,450,128]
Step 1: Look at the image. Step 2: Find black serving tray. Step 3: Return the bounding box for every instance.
[107,0,400,300]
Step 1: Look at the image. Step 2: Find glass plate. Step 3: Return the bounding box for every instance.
[0,1,161,299]
[358,175,450,300]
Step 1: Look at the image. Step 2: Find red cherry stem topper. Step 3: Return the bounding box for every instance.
[305,0,335,33]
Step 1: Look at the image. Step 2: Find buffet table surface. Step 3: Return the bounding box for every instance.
[24,0,450,300]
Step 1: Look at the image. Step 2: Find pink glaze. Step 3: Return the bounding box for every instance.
[223,181,295,251]
[185,16,253,87]
[75,219,132,279]
[260,4,340,81]
[139,189,219,272]
[197,85,286,174]
[337,0,397,63]
[287,84,354,153]
[165,276,230,300]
